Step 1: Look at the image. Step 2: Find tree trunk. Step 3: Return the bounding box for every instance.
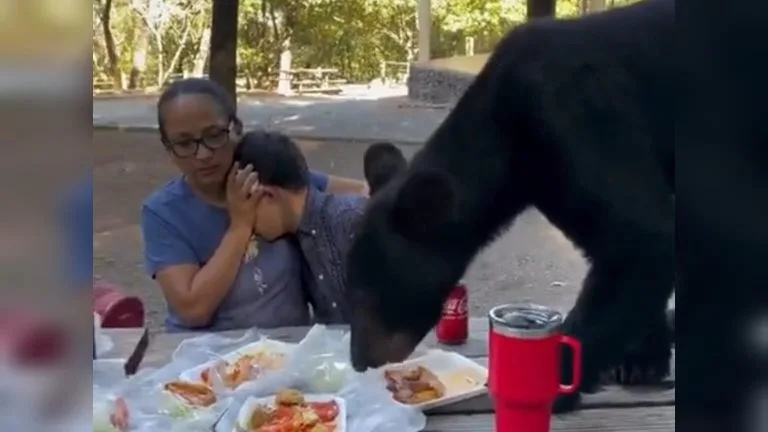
[527,0,556,19]
[192,27,211,76]
[101,0,123,90]
[155,34,164,87]
[416,0,431,62]
[128,0,151,90]
[161,22,192,84]
[276,38,292,96]
[209,0,239,106]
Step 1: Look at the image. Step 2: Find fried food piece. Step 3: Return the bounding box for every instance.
[164,380,217,407]
[406,387,442,404]
[248,405,275,429]
[109,397,130,432]
[307,423,333,432]
[201,356,256,389]
[275,388,305,406]
[248,351,285,370]
[385,365,446,404]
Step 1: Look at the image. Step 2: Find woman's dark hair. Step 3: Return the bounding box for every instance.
[156,78,243,142]
[234,130,309,191]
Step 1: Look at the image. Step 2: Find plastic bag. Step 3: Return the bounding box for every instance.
[340,371,427,432]
[213,325,427,432]
[283,325,431,393]
[94,313,114,356]
[93,356,229,431]
[92,360,131,432]
[283,324,354,393]
[171,329,297,399]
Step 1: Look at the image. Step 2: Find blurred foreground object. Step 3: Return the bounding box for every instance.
[0,310,66,365]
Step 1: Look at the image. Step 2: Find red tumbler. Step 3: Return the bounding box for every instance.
[487,304,581,432]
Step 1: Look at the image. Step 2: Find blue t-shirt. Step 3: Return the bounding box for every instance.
[142,171,329,331]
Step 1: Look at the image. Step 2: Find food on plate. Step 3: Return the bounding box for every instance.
[201,351,285,389]
[201,355,254,388]
[384,365,446,405]
[275,388,305,406]
[164,380,217,407]
[159,393,196,419]
[93,397,129,432]
[241,389,341,431]
[110,397,130,431]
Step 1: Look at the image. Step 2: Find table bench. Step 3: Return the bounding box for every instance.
[282,68,347,94]
[102,318,674,431]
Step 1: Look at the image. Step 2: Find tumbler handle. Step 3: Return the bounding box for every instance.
[558,335,581,395]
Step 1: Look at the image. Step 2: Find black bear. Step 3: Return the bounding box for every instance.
[346,0,674,413]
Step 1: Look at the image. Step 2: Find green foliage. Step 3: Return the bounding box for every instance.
[93,0,642,89]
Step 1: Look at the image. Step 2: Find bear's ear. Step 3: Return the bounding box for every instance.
[390,170,457,240]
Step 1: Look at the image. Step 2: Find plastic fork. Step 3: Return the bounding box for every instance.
[209,406,229,431]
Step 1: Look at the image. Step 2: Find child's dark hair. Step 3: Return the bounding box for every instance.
[156,78,243,142]
[234,130,309,191]
[363,142,407,195]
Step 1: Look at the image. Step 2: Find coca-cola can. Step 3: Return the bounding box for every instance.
[436,282,469,345]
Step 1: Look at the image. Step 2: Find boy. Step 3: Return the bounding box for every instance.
[234,131,366,324]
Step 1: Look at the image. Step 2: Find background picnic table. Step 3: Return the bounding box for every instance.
[102,318,675,431]
[279,67,347,95]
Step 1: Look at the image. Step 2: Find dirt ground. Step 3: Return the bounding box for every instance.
[94,130,589,332]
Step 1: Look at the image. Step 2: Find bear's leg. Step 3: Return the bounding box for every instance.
[614,307,673,386]
[553,244,674,413]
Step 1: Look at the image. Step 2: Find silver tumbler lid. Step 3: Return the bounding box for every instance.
[488,303,564,339]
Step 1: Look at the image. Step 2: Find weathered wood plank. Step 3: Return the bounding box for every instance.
[425,406,675,431]
[427,357,673,414]
[427,382,674,414]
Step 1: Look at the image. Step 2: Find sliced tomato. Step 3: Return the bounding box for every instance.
[257,416,295,432]
[257,423,293,432]
[272,405,295,421]
[309,401,339,422]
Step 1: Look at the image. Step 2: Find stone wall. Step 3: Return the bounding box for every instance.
[407,62,476,105]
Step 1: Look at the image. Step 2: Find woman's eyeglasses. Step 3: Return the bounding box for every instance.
[165,127,230,158]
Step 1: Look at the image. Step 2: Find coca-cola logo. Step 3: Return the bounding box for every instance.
[443,296,468,317]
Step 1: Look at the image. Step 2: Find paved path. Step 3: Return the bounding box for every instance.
[93,95,449,144]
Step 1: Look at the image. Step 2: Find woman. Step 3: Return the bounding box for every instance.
[141,78,367,331]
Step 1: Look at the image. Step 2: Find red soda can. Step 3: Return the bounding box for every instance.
[436,282,469,344]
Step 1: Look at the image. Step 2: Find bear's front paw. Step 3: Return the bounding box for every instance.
[614,324,672,386]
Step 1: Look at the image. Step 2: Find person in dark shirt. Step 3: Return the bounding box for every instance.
[234,131,366,324]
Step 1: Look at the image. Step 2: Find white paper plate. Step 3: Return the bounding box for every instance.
[383,350,488,411]
[232,393,346,432]
[179,339,297,384]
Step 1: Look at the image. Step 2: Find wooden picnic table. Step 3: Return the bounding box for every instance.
[102,318,674,431]
[280,68,347,94]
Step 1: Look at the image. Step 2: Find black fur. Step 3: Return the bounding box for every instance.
[363,142,407,196]
[346,0,675,413]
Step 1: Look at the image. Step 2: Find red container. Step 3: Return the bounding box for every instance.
[436,283,469,345]
[487,304,581,432]
[93,282,145,328]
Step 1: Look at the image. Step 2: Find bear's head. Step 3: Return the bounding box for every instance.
[347,168,468,371]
